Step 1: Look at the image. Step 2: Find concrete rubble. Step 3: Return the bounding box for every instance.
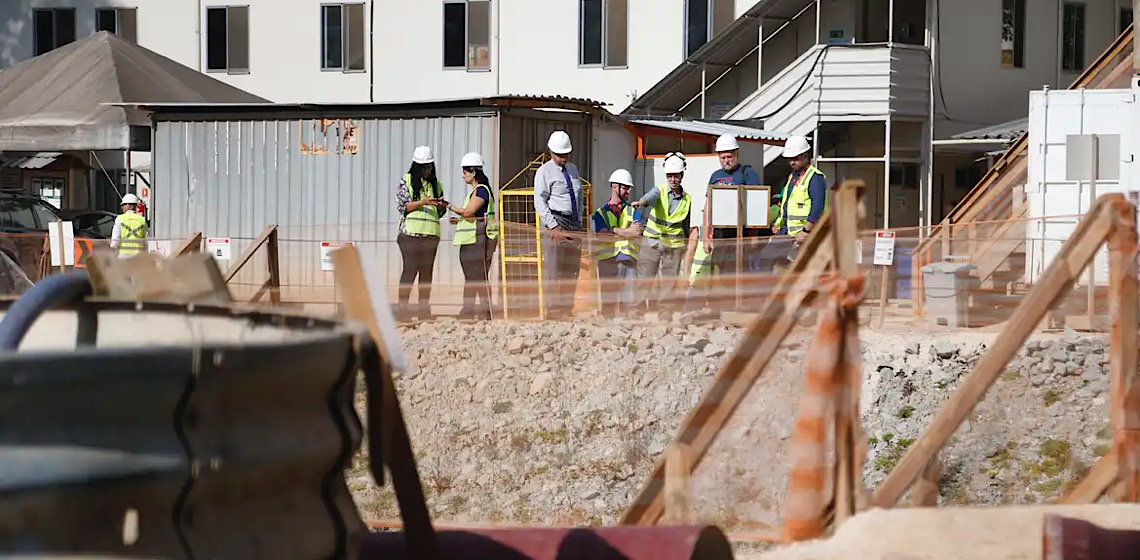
[350,318,1115,533]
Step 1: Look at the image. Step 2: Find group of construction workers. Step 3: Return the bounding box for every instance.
[580,132,827,316]
[394,129,827,320]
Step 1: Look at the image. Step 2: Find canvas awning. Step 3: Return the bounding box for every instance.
[0,31,267,152]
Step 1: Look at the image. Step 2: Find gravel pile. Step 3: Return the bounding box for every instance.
[347,318,1113,529]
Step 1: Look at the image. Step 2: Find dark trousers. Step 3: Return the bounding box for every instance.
[540,212,584,318]
[397,233,440,314]
[459,232,497,319]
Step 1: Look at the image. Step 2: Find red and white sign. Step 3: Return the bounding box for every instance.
[873,231,896,266]
[206,237,232,260]
[139,185,151,200]
[321,241,355,271]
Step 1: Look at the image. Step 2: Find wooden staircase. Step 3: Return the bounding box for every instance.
[912,24,1136,322]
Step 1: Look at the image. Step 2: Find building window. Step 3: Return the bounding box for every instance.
[578,0,628,68]
[96,8,138,42]
[443,1,491,71]
[32,8,76,56]
[321,3,365,71]
[1000,0,1025,68]
[684,0,733,58]
[205,5,250,73]
[1061,2,1085,72]
[1121,7,1133,34]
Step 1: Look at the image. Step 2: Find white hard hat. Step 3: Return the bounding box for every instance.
[412,145,435,164]
[663,152,687,174]
[547,130,572,154]
[460,152,484,168]
[715,133,740,152]
[121,193,141,205]
[782,135,811,158]
[607,168,634,187]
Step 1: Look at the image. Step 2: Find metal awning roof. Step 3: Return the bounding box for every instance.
[622,0,811,116]
[949,117,1028,141]
[627,117,787,143]
[0,152,63,169]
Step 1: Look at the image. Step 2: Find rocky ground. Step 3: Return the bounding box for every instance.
[347,314,1114,531]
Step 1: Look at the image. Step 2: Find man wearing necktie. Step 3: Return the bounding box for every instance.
[533,130,585,319]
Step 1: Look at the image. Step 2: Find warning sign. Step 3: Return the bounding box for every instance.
[873,231,896,266]
[206,237,232,260]
[321,241,354,271]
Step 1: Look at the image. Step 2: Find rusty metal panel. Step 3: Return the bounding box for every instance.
[0,323,365,560]
[1042,514,1140,560]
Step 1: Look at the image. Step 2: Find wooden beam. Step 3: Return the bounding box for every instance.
[620,181,863,526]
[872,195,1122,508]
[174,232,203,256]
[662,443,691,525]
[1061,450,1119,504]
[223,225,276,283]
[1108,194,1140,501]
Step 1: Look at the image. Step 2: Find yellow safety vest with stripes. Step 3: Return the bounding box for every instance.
[773,165,827,235]
[453,184,499,246]
[117,212,147,257]
[594,204,639,261]
[404,173,443,236]
[642,185,692,249]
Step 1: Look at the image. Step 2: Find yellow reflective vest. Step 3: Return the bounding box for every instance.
[116,212,147,257]
[773,165,827,235]
[643,185,692,249]
[403,173,443,237]
[593,203,639,261]
[453,184,499,246]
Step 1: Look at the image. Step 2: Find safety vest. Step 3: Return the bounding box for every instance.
[773,165,827,235]
[117,212,147,257]
[403,173,443,237]
[689,232,719,286]
[453,184,499,246]
[643,185,692,249]
[594,203,639,262]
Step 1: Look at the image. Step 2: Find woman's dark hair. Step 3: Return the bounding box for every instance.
[407,161,441,200]
[464,167,492,195]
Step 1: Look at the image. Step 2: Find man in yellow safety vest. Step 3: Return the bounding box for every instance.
[590,169,643,317]
[772,135,828,272]
[631,152,697,312]
[110,193,148,258]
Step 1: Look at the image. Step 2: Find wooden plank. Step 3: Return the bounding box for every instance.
[910,457,941,507]
[1061,451,1119,504]
[223,224,276,283]
[662,443,691,525]
[871,196,1120,508]
[830,182,863,526]
[174,232,203,256]
[1108,195,1140,501]
[619,184,859,526]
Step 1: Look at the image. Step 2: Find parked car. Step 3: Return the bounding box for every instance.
[59,210,117,240]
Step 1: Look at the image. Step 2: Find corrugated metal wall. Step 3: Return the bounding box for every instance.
[152,114,497,307]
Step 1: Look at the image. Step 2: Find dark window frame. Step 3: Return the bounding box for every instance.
[443,0,492,72]
[320,3,366,72]
[1000,0,1025,68]
[683,0,732,58]
[1061,2,1086,72]
[95,7,138,42]
[205,5,250,74]
[32,8,76,56]
[1121,6,1133,34]
[578,0,629,69]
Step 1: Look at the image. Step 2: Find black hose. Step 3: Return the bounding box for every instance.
[0,271,92,351]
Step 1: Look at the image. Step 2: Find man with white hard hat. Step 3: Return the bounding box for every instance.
[631,152,697,312]
[590,169,643,316]
[109,193,148,258]
[772,135,828,271]
[533,130,585,318]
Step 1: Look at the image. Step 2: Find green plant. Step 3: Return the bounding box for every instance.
[1043,389,1063,406]
[492,401,513,414]
[1039,439,1071,463]
[1002,370,1021,381]
[1093,443,1112,457]
[1030,479,1063,494]
[896,406,916,419]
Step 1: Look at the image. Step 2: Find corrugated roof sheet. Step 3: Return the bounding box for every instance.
[132,94,613,118]
[628,118,787,142]
[950,117,1028,140]
[0,152,63,169]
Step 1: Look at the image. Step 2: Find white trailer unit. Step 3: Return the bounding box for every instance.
[1025,86,1138,285]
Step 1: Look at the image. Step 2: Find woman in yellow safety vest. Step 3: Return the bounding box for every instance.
[448,152,499,320]
[395,146,447,321]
